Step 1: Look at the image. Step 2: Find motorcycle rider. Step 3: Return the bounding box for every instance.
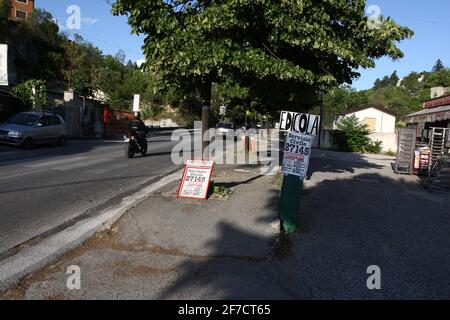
[128,111,149,150]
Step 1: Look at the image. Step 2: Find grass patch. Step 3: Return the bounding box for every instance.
[272,171,283,187]
[383,150,396,156]
[208,184,233,200]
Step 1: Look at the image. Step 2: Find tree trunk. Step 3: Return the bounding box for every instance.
[201,80,212,156]
[318,104,324,149]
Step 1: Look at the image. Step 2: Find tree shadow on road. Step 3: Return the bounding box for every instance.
[0,140,115,167]
[155,166,450,299]
[307,151,385,178]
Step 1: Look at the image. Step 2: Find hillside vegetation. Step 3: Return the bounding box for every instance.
[313,59,450,128]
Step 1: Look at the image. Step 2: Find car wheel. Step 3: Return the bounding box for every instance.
[57,136,67,147]
[22,138,34,150]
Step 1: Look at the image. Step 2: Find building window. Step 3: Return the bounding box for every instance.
[363,118,377,132]
[15,9,27,19]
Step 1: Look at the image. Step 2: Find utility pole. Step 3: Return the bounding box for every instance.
[318,104,323,149]
[68,40,75,90]
[201,79,212,155]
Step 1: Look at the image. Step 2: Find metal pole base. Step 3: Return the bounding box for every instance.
[278,174,303,234]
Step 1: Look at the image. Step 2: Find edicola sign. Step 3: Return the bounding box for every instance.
[279,111,320,136]
[282,131,314,178]
[177,159,214,200]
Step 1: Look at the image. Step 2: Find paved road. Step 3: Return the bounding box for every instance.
[0,131,184,258]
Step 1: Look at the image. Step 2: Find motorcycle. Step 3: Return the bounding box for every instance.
[124,130,148,158]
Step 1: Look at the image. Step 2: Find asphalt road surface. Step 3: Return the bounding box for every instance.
[0,130,186,258]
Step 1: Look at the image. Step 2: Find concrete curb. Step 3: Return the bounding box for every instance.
[0,169,183,293]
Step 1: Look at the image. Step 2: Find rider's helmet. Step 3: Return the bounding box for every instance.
[134,111,141,120]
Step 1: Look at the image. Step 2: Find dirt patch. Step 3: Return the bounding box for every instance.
[1,265,59,300]
[46,293,66,300]
[0,221,123,300]
[113,260,179,277]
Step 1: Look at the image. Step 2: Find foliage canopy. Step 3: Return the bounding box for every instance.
[112,0,413,114]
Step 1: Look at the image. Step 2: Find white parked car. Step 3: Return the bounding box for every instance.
[0,112,68,149]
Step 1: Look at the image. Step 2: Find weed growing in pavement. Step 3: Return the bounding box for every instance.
[210,185,233,199]
[272,230,292,258]
[272,171,283,187]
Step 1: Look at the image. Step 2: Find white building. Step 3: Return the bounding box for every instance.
[334,106,398,152]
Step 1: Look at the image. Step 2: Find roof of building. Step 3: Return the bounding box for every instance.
[423,94,450,109]
[404,104,450,124]
[340,105,398,117]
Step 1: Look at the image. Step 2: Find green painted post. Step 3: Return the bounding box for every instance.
[278,174,303,234]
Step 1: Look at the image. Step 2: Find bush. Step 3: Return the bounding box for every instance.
[384,150,397,156]
[364,140,383,154]
[336,115,383,154]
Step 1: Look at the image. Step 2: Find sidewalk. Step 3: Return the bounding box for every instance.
[1,164,283,299]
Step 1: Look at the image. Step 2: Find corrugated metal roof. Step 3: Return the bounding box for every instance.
[404,105,450,123]
[405,105,450,117]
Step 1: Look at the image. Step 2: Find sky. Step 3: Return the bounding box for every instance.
[36,0,145,63]
[36,0,450,91]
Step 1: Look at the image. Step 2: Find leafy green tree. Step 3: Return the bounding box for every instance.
[112,0,413,150]
[313,86,369,128]
[0,0,11,24]
[91,50,158,110]
[389,71,400,86]
[336,115,382,153]
[401,71,428,96]
[12,79,48,109]
[374,71,400,89]
[65,34,104,94]
[93,54,127,105]
[373,78,382,89]
[432,59,445,72]
[426,69,450,88]
[1,9,66,86]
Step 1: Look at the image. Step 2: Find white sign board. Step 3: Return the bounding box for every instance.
[0,44,8,86]
[282,131,314,178]
[177,160,214,200]
[279,111,320,136]
[133,94,140,112]
[219,105,226,116]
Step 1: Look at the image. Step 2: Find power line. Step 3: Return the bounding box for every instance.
[64,28,143,57]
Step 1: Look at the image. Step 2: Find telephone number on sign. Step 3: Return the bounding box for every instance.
[185,176,207,183]
[284,143,310,156]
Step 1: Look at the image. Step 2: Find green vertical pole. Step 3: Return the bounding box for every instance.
[278,174,303,234]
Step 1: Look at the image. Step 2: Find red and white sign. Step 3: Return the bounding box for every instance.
[282,131,314,178]
[177,159,215,200]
